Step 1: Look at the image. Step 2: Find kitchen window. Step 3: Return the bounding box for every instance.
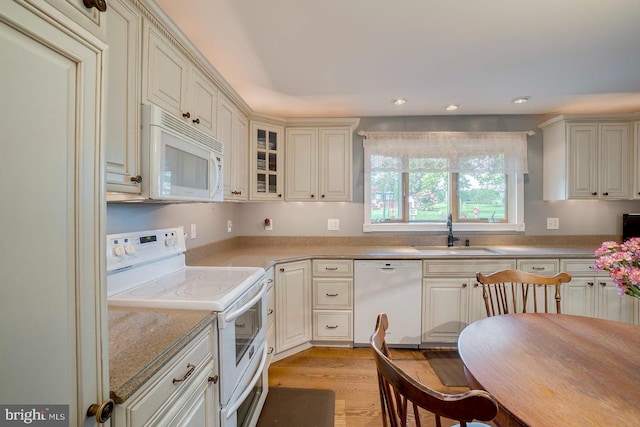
[361,131,530,233]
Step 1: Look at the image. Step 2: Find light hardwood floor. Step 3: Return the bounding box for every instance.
[267,347,493,427]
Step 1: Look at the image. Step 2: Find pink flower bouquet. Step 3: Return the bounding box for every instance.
[594,237,640,298]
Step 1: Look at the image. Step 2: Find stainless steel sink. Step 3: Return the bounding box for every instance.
[412,246,505,255]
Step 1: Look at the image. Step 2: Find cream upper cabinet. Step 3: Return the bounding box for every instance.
[250,121,284,200]
[633,121,640,199]
[1,1,108,424]
[219,95,248,200]
[105,0,142,194]
[285,127,353,201]
[143,22,218,138]
[540,115,633,200]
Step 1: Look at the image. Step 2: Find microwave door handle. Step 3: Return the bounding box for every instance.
[210,155,219,198]
[224,344,268,420]
[224,279,268,323]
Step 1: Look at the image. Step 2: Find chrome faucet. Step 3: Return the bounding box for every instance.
[447,213,459,247]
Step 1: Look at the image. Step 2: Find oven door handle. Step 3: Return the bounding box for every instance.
[224,279,267,323]
[224,344,268,420]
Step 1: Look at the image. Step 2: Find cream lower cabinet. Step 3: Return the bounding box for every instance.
[265,268,276,363]
[113,324,218,427]
[560,259,638,324]
[422,259,516,346]
[275,260,312,353]
[311,259,353,343]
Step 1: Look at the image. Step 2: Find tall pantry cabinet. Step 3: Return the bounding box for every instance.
[1,1,109,425]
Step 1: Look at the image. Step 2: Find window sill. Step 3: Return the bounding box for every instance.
[362,222,526,233]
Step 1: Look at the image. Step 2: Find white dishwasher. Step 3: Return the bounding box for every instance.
[354,260,422,347]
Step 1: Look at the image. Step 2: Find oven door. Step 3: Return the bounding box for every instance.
[218,278,268,404]
[220,342,268,427]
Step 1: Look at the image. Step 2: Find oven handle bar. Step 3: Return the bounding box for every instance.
[224,279,268,323]
[224,344,268,420]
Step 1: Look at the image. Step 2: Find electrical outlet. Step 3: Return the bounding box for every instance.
[190,224,197,239]
[328,219,340,231]
[227,220,233,233]
[264,218,273,231]
[546,217,559,230]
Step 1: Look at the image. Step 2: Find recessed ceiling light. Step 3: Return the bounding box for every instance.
[392,98,406,106]
[446,104,459,111]
[512,96,531,104]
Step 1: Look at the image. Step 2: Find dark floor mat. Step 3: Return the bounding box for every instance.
[423,350,468,387]
[257,387,335,427]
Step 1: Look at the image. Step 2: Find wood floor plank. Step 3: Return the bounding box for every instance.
[267,347,496,427]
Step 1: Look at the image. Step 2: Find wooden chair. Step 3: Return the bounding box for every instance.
[370,313,498,427]
[475,269,571,317]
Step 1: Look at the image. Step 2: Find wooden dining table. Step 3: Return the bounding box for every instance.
[458,313,640,426]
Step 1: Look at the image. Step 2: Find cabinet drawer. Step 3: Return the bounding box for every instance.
[313,311,352,341]
[313,278,352,309]
[312,259,353,277]
[423,259,516,277]
[517,259,559,276]
[121,327,213,426]
[560,258,603,276]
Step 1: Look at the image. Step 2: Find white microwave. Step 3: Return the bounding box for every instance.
[140,103,223,202]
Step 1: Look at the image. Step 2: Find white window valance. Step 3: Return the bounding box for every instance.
[361,131,530,174]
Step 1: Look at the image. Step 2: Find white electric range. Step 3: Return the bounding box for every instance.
[106,226,269,427]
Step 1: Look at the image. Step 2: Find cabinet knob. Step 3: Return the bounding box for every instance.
[599,282,607,287]
[311,194,315,198]
[602,192,609,196]
[130,175,142,183]
[588,282,594,287]
[278,194,282,198]
[321,194,326,198]
[86,399,114,423]
[82,0,107,12]
[591,192,598,196]
[193,118,200,124]
[462,283,467,288]
[280,268,285,272]
[183,112,191,119]
[208,375,219,384]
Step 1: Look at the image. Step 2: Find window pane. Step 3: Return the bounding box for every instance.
[370,171,402,222]
[408,172,449,222]
[457,172,507,222]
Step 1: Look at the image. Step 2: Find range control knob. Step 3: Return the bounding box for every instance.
[113,246,125,256]
[124,244,135,255]
[165,237,175,247]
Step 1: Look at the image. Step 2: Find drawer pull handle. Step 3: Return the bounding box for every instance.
[325,325,339,329]
[268,347,274,354]
[236,322,246,328]
[325,267,338,271]
[267,309,274,315]
[173,364,196,384]
[531,266,546,271]
[326,293,339,297]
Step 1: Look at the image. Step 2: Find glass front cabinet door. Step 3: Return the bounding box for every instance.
[250,121,284,200]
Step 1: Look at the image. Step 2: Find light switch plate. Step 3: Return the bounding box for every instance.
[190,224,197,239]
[546,217,559,230]
[328,219,340,231]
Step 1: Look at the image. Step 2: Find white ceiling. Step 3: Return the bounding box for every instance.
[155,0,640,118]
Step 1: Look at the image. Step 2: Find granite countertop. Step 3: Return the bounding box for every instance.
[109,306,215,403]
[189,243,599,269]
